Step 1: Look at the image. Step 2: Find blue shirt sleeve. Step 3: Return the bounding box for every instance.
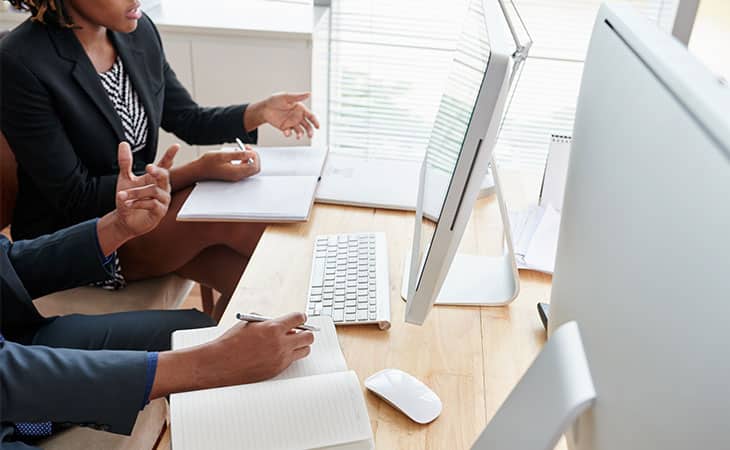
[142,352,159,409]
[92,218,117,271]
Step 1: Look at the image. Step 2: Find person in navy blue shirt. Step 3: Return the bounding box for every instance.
[0,143,314,449]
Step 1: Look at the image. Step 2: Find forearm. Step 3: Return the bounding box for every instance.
[149,343,223,399]
[169,159,205,192]
[96,211,135,256]
[243,99,268,132]
[7,220,115,298]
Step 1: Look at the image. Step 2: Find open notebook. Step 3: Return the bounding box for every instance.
[177,146,328,222]
[169,316,374,450]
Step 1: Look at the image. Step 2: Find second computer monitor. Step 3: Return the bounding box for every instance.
[404,0,521,325]
[548,4,730,450]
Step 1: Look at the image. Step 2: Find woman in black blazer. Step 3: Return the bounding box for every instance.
[0,0,319,317]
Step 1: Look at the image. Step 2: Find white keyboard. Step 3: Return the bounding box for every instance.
[305,233,391,330]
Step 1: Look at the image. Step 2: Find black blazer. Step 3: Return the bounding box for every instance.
[0,220,147,437]
[0,15,258,240]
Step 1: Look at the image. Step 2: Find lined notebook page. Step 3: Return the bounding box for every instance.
[177,176,318,221]
[171,371,373,450]
[171,316,347,381]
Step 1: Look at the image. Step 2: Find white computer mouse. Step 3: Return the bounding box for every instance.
[364,368,442,424]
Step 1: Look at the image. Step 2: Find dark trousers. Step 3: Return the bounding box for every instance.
[30,309,215,352]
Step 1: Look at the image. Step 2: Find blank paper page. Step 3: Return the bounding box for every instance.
[171,371,373,450]
[219,146,328,177]
[171,317,347,381]
[177,176,317,221]
[272,316,347,381]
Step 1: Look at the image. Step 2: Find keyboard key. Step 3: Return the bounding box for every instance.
[357,310,368,321]
[310,258,326,287]
[333,309,344,322]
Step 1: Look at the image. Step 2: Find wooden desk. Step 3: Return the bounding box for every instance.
[217,170,559,449]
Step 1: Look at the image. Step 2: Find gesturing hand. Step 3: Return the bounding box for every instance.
[263,92,320,140]
[114,142,178,237]
[198,146,261,182]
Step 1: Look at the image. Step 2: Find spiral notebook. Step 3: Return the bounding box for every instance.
[177,146,328,222]
[169,316,374,450]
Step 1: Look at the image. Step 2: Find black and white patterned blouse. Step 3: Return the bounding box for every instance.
[98,56,148,153]
[93,56,149,290]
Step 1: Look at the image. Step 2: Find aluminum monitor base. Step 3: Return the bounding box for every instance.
[401,159,520,307]
[400,252,518,306]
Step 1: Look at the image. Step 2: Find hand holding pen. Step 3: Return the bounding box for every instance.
[236,138,256,166]
[196,139,260,182]
[237,312,320,332]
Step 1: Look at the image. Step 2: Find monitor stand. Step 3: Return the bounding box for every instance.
[470,321,596,450]
[400,159,520,306]
[400,252,518,305]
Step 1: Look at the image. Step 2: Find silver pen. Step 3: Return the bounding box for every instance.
[236,313,320,332]
[235,138,256,166]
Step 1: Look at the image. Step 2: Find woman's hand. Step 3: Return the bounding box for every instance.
[245,92,320,140]
[197,147,261,182]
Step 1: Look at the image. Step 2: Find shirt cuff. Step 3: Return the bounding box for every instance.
[92,218,117,272]
[239,104,259,145]
[142,352,159,409]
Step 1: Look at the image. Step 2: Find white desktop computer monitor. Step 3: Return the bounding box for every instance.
[472,3,730,449]
[402,0,527,325]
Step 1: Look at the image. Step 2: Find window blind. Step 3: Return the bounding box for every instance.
[329,0,680,171]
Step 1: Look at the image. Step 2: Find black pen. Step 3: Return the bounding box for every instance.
[236,313,320,332]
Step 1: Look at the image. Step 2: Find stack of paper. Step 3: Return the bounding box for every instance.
[509,135,571,275]
[510,205,561,274]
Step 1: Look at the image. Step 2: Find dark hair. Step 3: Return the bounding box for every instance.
[7,0,75,28]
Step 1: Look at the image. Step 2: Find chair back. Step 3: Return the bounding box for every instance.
[0,132,18,230]
[0,30,16,230]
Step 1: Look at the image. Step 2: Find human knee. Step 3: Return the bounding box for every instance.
[164,309,215,333]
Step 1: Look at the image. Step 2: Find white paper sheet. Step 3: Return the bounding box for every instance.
[171,371,373,450]
[220,146,328,177]
[524,205,561,274]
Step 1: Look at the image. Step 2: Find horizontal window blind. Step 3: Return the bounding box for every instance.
[495,0,679,170]
[329,0,680,172]
[329,0,470,161]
